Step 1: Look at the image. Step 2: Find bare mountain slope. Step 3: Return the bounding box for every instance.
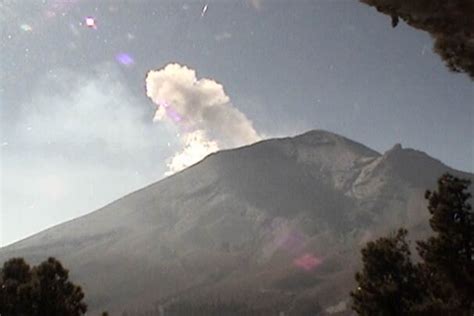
[1,130,472,314]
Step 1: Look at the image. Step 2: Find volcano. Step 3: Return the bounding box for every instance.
[1,130,472,314]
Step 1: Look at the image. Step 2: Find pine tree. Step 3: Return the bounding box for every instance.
[416,174,473,315]
[350,229,422,316]
[351,173,473,315]
[0,258,34,315]
[0,257,87,316]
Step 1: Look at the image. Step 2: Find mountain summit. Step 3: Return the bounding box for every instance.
[1,130,472,314]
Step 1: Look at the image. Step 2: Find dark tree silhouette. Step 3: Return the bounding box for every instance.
[350,229,422,316]
[416,174,473,314]
[352,173,473,315]
[360,0,474,79]
[0,258,34,315]
[0,257,87,316]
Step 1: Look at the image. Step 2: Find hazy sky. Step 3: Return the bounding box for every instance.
[1,0,473,246]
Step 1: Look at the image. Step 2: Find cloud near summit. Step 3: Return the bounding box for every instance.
[145,63,261,174]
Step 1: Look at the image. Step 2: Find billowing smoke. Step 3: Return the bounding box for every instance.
[145,63,261,174]
[166,130,219,175]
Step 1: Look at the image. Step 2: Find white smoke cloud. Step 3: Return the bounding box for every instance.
[165,130,219,175]
[145,63,261,174]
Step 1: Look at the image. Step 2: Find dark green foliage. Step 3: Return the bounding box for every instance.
[0,257,87,316]
[416,174,473,314]
[360,0,474,79]
[352,173,473,315]
[0,258,33,315]
[350,229,422,316]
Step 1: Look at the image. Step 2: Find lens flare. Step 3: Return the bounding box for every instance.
[20,24,33,32]
[293,253,322,271]
[158,100,183,123]
[85,16,97,29]
[115,53,134,66]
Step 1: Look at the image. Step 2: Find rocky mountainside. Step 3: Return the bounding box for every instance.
[1,130,472,314]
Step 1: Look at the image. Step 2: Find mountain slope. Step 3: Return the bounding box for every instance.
[1,130,472,314]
